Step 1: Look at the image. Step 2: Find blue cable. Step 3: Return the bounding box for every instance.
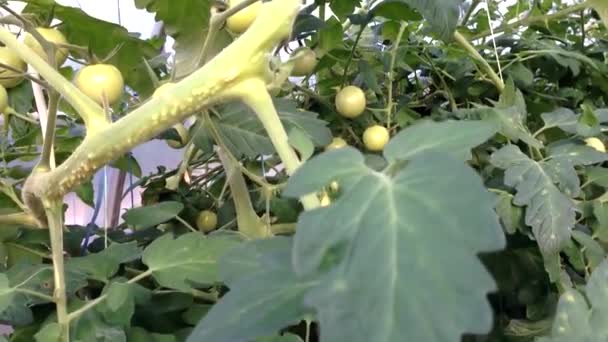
[80,170,105,255]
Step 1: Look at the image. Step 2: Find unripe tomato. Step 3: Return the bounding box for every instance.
[74,64,124,105]
[363,125,389,152]
[335,86,366,118]
[0,85,8,113]
[291,47,317,77]
[585,137,606,152]
[226,0,261,34]
[325,137,348,151]
[196,210,218,232]
[24,28,69,66]
[0,47,27,89]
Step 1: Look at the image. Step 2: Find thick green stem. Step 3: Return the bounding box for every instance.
[453,31,505,93]
[0,29,106,129]
[471,0,590,39]
[21,0,302,219]
[223,79,320,210]
[44,200,68,342]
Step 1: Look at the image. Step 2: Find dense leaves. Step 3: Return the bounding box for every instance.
[2,0,608,341]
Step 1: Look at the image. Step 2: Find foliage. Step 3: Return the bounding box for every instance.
[1,0,608,341]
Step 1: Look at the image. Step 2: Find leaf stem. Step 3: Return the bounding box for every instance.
[224,79,320,210]
[386,22,406,128]
[66,269,153,322]
[15,288,54,302]
[471,0,590,40]
[44,200,69,342]
[341,25,365,86]
[453,31,505,93]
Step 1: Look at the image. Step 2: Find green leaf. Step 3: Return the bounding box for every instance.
[397,0,461,40]
[97,282,148,326]
[0,274,15,313]
[490,145,577,254]
[135,0,231,78]
[288,127,315,162]
[494,192,525,235]
[318,17,344,53]
[256,333,304,342]
[371,0,422,21]
[73,181,94,208]
[142,233,240,291]
[67,242,141,281]
[539,258,608,341]
[286,150,505,341]
[188,238,317,342]
[111,154,142,178]
[577,104,601,137]
[383,120,497,162]
[34,323,61,342]
[211,99,331,158]
[123,201,184,230]
[284,147,368,198]
[126,327,177,342]
[571,231,605,272]
[329,0,360,19]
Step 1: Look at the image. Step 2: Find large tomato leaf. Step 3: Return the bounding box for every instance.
[142,233,240,291]
[66,242,142,282]
[537,257,608,341]
[209,99,332,158]
[22,0,161,97]
[455,82,542,148]
[122,201,184,230]
[395,0,462,40]
[135,0,232,78]
[490,145,578,254]
[187,238,317,342]
[384,120,497,162]
[283,147,505,341]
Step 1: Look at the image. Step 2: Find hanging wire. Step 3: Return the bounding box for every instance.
[484,0,504,82]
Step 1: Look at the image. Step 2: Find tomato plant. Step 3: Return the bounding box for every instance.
[0,0,608,341]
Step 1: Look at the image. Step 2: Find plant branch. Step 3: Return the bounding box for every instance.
[471,0,590,40]
[453,31,505,93]
[386,22,406,128]
[20,0,303,225]
[461,0,481,26]
[223,79,320,210]
[67,269,153,322]
[44,200,69,342]
[206,113,268,239]
[0,212,39,227]
[341,25,365,86]
[0,62,48,87]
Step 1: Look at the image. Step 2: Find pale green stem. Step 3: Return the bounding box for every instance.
[386,22,406,128]
[471,0,590,39]
[453,31,505,93]
[222,79,320,210]
[44,200,69,342]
